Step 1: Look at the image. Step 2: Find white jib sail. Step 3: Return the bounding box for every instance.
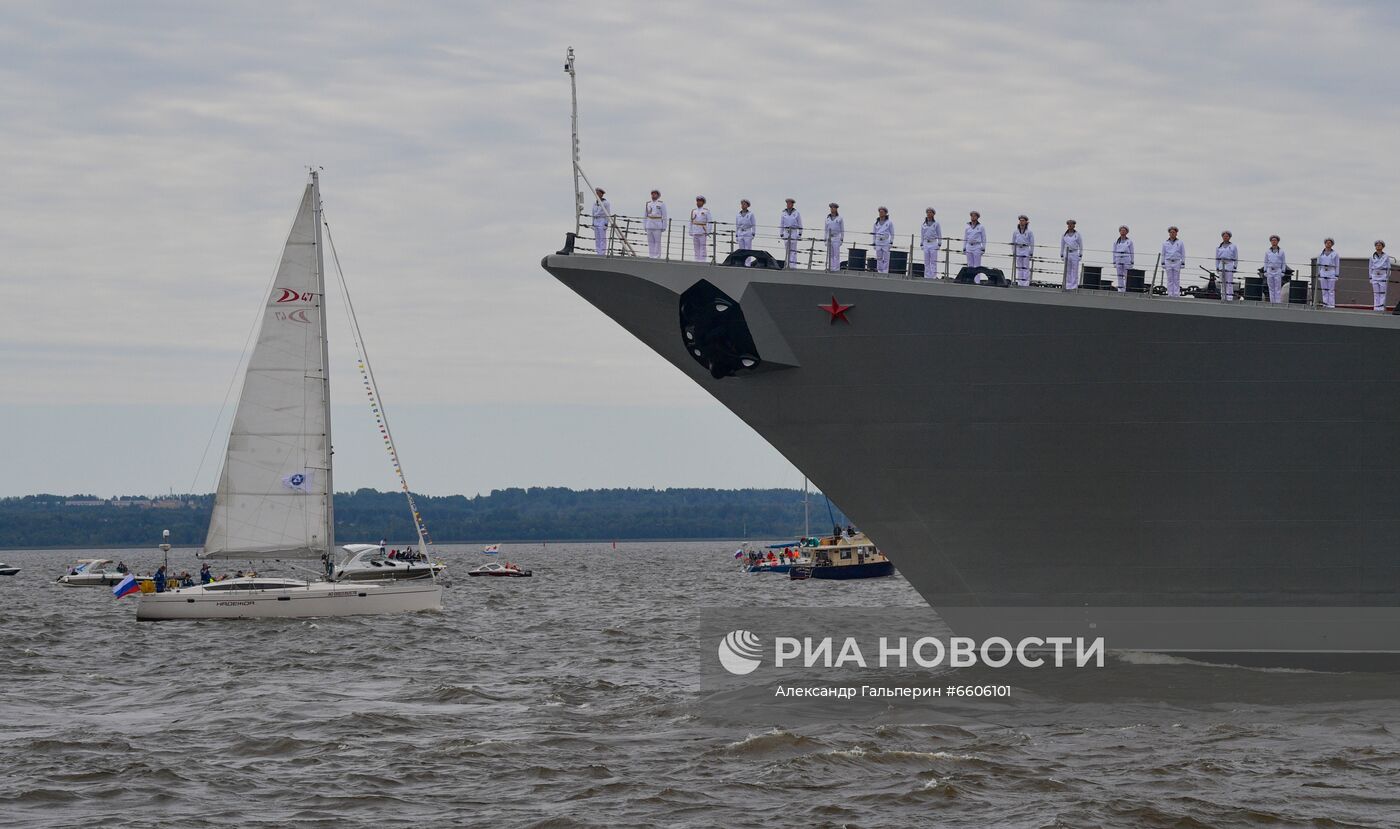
[204,182,331,560]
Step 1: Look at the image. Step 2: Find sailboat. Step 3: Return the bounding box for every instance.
[137,173,442,620]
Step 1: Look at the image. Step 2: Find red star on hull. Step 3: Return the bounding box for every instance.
[819,295,854,324]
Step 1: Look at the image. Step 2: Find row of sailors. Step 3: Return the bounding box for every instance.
[590,190,1397,311]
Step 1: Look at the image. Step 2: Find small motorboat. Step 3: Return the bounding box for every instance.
[333,544,446,582]
[58,559,129,587]
[0,563,19,576]
[737,541,808,574]
[788,564,812,581]
[467,561,532,578]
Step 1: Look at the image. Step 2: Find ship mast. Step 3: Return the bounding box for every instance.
[565,47,583,237]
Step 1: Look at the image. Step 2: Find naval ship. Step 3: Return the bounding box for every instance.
[542,223,1400,667]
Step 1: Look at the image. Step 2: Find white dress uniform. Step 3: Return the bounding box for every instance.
[1111,237,1134,291]
[1370,250,1394,311]
[1161,238,1186,297]
[921,220,943,279]
[1060,230,1084,290]
[872,217,895,274]
[735,209,756,250]
[824,214,845,272]
[1216,242,1238,301]
[591,198,611,255]
[964,222,987,269]
[644,199,668,258]
[1263,246,1287,303]
[1011,227,1035,286]
[1317,248,1341,309]
[779,208,803,268]
[689,206,712,261]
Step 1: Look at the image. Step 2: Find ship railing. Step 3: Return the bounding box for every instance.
[577,213,1397,311]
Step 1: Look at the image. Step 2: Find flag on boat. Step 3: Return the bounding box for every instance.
[281,471,314,492]
[733,548,744,559]
[482,544,500,555]
[112,574,140,598]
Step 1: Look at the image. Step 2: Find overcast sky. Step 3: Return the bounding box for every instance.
[3,1,1397,497]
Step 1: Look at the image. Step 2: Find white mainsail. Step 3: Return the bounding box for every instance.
[204,180,333,560]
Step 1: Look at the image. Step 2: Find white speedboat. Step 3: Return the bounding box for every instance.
[134,174,441,621]
[0,563,18,576]
[137,576,441,620]
[467,562,532,578]
[334,544,446,581]
[58,559,128,587]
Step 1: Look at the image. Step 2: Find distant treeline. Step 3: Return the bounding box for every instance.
[0,488,846,549]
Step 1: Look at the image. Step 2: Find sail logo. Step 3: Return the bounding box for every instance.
[281,471,314,492]
[717,629,764,675]
[276,289,315,303]
[274,309,313,324]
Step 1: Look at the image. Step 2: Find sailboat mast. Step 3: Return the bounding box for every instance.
[803,476,810,538]
[312,170,335,556]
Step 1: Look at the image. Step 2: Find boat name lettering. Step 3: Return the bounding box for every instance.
[215,600,255,606]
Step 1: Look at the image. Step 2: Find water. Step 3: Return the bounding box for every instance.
[1,543,1398,828]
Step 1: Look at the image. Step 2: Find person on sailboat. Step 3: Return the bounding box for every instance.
[199,563,212,584]
[154,566,167,594]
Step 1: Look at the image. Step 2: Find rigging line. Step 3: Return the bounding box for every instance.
[187,211,295,504]
[321,212,437,562]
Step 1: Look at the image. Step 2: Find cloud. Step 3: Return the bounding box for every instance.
[2,1,1398,492]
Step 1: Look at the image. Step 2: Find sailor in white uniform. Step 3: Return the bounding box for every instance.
[591,188,611,255]
[1371,240,1393,311]
[1317,238,1340,309]
[1111,226,1134,292]
[689,196,712,261]
[779,198,802,268]
[735,200,756,250]
[1060,219,1083,290]
[1161,226,1186,297]
[964,211,986,270]
[1216,231,1238,301]
[1263,235,1287,304]
[1011,215,1034,287]
[872,207,894,274]
[921,208,943,280]
[644,190,667,258]
[824,203,844,272]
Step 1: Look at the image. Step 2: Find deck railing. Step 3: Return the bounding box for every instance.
[576,212,1396,312]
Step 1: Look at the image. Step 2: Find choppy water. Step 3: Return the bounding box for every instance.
[1,543,1398,828]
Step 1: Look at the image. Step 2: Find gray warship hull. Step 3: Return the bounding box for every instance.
[543,251,1400,660]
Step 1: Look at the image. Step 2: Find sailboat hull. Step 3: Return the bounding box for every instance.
[135,580,442,621]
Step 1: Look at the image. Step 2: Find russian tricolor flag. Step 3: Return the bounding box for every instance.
[112,574,140,598]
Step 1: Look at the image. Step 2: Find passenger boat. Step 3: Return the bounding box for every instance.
[467,562,532,578]
[58,559,128,587]
[135,173,440,621]
[806,533,895,580]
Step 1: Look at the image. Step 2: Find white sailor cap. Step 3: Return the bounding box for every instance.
[696,195,706,201]
[878,205,888,212]
[1377,239,1387,246]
